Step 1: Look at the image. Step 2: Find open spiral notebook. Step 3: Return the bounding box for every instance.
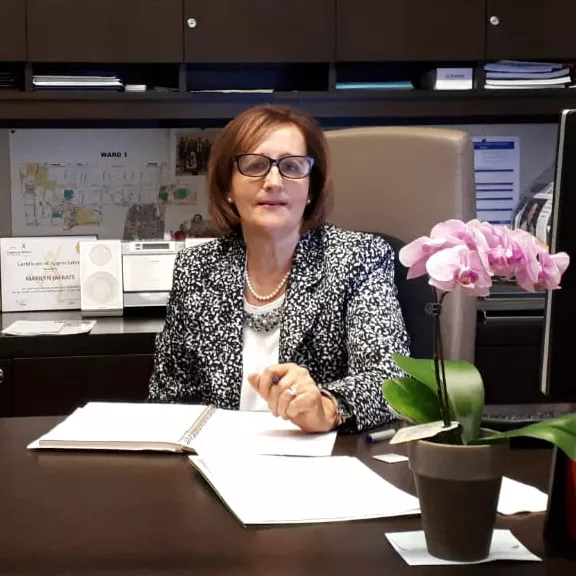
[27,401,337,457]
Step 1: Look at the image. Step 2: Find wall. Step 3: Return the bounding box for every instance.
[454,123,558,194]
[0,123,560,311]
[0,130,11,236]
[0,124,559,238]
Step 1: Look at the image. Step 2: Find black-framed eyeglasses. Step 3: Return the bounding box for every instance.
[235,153,314,179]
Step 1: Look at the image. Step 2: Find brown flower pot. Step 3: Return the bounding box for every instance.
[407,433,509,562]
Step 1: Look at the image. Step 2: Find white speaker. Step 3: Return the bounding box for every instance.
[79,240,123,317]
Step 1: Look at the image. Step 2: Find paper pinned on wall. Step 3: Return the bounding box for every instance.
[9,129,171,239]
[166,129,220,239]
[474,136,520,226]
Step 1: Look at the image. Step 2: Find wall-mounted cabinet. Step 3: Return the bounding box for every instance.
[486,0,576,61]
[336,0,486,61]
[0,0,26,61]
[0,0,574,123]
[26,0,183,63]
[183,0,335,62]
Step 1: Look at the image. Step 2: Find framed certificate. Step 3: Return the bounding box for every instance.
[0,236,97,312]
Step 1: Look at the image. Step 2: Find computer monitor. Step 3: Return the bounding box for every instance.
[541,109,576,400]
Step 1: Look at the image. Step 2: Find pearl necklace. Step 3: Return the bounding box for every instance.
[245,265,290,301]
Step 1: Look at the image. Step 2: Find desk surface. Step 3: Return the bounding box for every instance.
[0,311,162,357]
[1,416,574,576]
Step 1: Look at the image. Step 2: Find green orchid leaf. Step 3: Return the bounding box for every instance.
[441,361,485,445]
[390,354,484,445]
[391,354,438,394]
[476,414,576,460]
[382,376,442,424]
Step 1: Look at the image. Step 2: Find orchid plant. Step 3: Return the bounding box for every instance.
[382,218,576,458]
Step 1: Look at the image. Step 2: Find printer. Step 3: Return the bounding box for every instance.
[121,238,216,308]
[121,240,183,308]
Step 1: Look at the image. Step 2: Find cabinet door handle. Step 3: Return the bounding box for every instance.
[186,18,198,29]
[489,15,500,26]
[0,369,3,385]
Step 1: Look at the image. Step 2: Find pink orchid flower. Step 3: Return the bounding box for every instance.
[486,226,531,278]
[425,244,493,297]
[399,236,462,279]
[399,218,569,296]
[538,250,570,290]
[399,219,470,279]
[509,230,543,291]
[510,229,570,291]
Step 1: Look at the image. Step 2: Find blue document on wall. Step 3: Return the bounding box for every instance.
[474,137,520,226]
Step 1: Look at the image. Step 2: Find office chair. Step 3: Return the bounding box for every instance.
[325,126,476,362]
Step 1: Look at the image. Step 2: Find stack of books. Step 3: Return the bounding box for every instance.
[335,81,413,91]
[32,74,123,90]
[0,70,19,90]
[483,61,572,90]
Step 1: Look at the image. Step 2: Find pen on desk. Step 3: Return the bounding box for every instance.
[365,429,397,444]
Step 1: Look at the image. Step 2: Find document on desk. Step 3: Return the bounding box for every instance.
[2,320,96,336]
[189,454,421,525]
[26,401,336,457]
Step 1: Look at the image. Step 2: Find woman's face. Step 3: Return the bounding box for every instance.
[229,124,310,237]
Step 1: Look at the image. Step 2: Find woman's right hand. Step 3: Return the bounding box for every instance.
[248,363,339,433]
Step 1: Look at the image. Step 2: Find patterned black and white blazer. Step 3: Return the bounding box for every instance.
[149,223,410,432]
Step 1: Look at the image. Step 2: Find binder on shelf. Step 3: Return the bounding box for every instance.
[27,401,337,457]
[335,81,413,91]
[434,68,473,91]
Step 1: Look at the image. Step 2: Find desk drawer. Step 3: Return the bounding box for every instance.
[13,354,153,416]
[0,359,12,417]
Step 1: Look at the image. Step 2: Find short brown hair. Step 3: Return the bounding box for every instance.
[208,104,333,234]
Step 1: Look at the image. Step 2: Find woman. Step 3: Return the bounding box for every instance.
[149,104,410,433]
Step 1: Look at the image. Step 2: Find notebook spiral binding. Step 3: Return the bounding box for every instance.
[178,405,217,446]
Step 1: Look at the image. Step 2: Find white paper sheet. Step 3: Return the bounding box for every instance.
[9,129,170,238]
[474,136,520,226]
[193,409,336,457]
[190,454,421,525]
[386,529,541,565]
[498,477,548,515]
[1,320,96,336]
[27,401,336,457]
[1,320,65,335]
[373,453,409,463]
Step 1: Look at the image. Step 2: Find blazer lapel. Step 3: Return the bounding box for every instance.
[199,236,245,407]
[280,228,324,363]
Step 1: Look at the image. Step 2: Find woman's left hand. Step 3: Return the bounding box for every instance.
[248,363,338,433]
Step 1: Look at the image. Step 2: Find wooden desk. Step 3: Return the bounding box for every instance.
[1,416,574,576]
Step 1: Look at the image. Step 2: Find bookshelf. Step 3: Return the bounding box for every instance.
[0,0,575,126]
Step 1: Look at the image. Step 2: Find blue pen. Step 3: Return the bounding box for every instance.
[365,429,397,444]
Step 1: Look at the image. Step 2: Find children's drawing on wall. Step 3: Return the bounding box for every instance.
[123,203,165,241]
[9,128,171,239]
[9,127,223,241]
[163,205,219,241]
